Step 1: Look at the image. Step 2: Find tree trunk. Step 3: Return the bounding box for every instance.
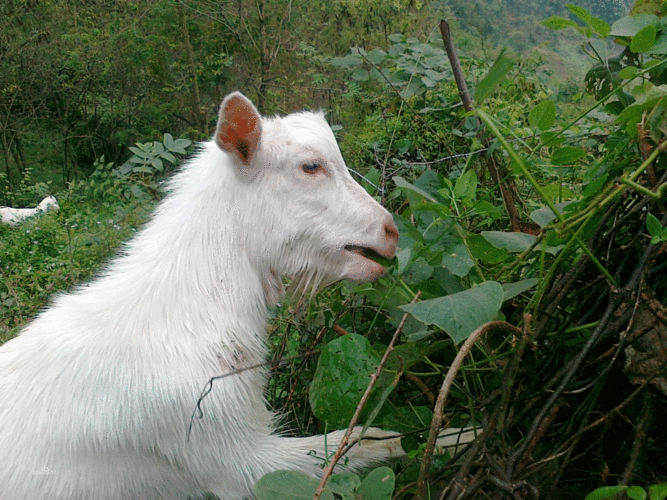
[176,1,206,134]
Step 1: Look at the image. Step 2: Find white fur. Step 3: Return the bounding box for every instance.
[0,195,59,226]
[0,93,473,500]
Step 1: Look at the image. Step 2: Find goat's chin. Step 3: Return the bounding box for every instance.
[343,253,387,282]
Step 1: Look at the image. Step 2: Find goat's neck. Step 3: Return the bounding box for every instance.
[90,151,271,359]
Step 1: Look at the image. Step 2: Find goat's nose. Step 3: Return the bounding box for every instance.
[385,219,399,242]
[384,218,399,257]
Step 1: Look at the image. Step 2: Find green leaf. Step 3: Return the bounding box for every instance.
[129,146,154,159]
[611,14,660,37]
[540,16,579,31]
[648,482,667,500]
[255,470,335,500]
[482,231,537,253]
[467,234,509,264]
[646,213,663,236]
[502,278,539,301]
[355,467,395,500]
[551,146,586,165]
[441,243,475,278]
[393,176,439,203]
[631,24,657,53]
[399,281,504,344]
[647,33,667,54]
[530,202,573,227]
[327,473,361,498]
[528,100,557,131]
[567,5,611,37]
[351,69,370,81]
[627,486,648,500]
[619,66,640,79]
[403,257,434,284]
[474,50,515,105]
[454,170,478,203]
[366,49,386,65]
[585,486,628,500]
[160,152,177,164]
[309,334,391,428]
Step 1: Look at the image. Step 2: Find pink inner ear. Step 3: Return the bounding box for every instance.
[217,96,261,163]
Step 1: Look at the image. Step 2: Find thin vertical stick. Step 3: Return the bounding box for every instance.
[412,321,520,500]
[312,291,422,500]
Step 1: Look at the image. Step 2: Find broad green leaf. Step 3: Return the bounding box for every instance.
[647,33,667,54]
[421,75,437,88]
[331,53,364,68]
[611,14,659,37]
[393,176,439,203]
[482,231,537,253]
[366,49,386,65]
[646,213,663,236]
[551,146,586,165]
[160,151,177,164]
[454,170,478,203]
[355,467,395,500]
[400,281,504,344]
[619,66,640,79]
[540,16,579,31]
[542,182,577,203]
[528,100,556,131]
[403,257,434,284]
[327,473,361,498]
[585,486,628,500]
[351,69,370,82]
[648,483,667,500]
[627,486,648,500]
[163,133,174,148]
[530,202,572,227]
[502,278,538,301]
[129,146,153,159]
[470,200,503,221]
[441,243,475,278]
[255,470,335,500]
[474,50,515,105]
[631,25,657,52]
[309,334,392,428]
[467,234,509,264]
[395,247,412,275]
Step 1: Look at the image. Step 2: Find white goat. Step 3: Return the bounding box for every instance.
[0,92,474,500]
[0,195,60,226]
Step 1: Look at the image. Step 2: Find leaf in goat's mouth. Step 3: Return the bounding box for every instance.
[344,245,393,267]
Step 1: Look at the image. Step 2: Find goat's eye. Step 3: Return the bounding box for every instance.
[301,161,324,174]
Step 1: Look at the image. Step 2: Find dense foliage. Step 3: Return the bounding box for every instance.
[2,1,667,499]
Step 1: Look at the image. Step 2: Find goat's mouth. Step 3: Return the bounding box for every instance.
[343,245,393,282]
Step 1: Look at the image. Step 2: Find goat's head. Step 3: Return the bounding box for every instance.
[214,92,399,298]
[37,196,59,213]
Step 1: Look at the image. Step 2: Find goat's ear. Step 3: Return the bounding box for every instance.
[215,92,262,164]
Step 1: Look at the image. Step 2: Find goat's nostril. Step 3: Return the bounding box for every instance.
[385,220,399,241]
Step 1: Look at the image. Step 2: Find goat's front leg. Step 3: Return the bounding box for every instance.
[208,426,478,499]
[252,425,478,479]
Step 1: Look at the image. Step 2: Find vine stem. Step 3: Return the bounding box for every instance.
[311,291,422,500]
[475,108,617,286]
[412,321,520,500]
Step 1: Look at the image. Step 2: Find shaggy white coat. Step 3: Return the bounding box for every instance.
[0,93,473,500]
[0,195,59,226]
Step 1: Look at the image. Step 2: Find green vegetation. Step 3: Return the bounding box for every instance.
[2,0,667,499]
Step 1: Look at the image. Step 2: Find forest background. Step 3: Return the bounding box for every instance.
[2,0,667,499]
